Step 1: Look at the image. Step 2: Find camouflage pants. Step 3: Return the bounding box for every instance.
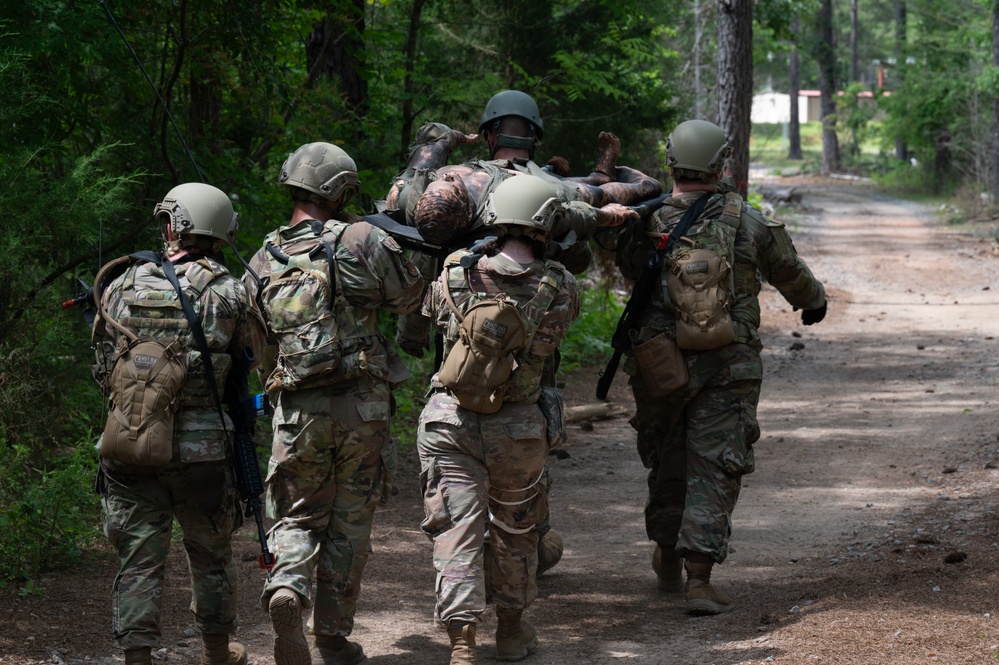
[99,456,242,650]
[261,380,390,638]
[629,343,762,563]
[418,392,549,625]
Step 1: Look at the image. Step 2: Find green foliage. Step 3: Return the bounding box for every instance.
[0,440,100,586]
[557,286,623,377]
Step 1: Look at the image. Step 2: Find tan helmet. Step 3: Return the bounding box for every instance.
[664,119,731,174]
[153,182,238,244]
[483,175,562,242]
[278,142,360,205]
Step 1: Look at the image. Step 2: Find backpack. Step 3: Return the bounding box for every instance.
[665,192,742,351]
[94,253,199,465]
[437,262,561,414]
[258,222,352,392]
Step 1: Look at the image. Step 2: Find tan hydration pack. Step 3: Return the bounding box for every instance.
[437,264,561,414]
[665,192,742,351]
[93,254,194,465]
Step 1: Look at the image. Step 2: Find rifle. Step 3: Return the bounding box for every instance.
[595,193,713,400]
[225,347,276,570]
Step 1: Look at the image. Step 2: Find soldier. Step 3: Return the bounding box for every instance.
[418,175,581,665]
[92,183,267,665]
[385,91,649,579]
[247,142,424,665]
[616,119,827,615]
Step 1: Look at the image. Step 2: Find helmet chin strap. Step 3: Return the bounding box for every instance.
[489,128,537,160]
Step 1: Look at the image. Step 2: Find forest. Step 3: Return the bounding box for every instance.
[1,0,997,589]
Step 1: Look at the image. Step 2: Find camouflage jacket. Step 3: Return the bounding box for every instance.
[423,250,579,409]
[93,253,267,461]
[247,215,425,391]
[618,191,826,349]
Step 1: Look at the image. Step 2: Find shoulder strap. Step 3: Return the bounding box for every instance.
[519,266,563,341]
[160,258,229,436]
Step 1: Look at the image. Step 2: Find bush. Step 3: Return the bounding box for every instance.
[0,438,101,587]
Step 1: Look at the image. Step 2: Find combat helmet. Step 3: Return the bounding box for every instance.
[278,142,360,207]
[664,119,731,174]
[483,175,562,242]
[479,90,544,157]
[153,182,238,245]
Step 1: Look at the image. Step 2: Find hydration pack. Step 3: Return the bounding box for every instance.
[665,192,742,351]
[437,263,561,414]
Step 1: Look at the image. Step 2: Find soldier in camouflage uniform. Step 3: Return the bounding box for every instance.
[418,176,581,665]
[93,183,267,665]
[616,120,827,615]
[385,91,650,582]
[246,142,424,665]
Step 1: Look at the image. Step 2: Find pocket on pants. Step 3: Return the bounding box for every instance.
[419,454,454,539]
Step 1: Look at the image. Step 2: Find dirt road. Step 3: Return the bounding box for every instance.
[3,176,998,664]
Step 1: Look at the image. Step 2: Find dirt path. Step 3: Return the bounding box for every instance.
[3,176,998,664]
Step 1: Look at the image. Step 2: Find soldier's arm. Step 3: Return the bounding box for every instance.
[342,222,426,314]
[530,271,580,356]
[384,123,478,215]
[750,208,826,310]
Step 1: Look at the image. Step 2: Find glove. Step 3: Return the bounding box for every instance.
[800,301,827,326]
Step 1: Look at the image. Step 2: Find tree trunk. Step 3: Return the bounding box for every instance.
[400,0,428,159]
[895,0,908,162]
[992,0,999,199]
[717,0,753,197]
[850,0,859,82]
[694,0,704,119]
[306,0,368,135]
[788,14,803,160]
[817,0,840,174]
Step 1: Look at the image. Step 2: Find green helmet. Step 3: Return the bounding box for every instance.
[278,142,360,205]
[153,182,238,245]
[483,175,562,242]
[664,119,731,174]
[478,90,544,139]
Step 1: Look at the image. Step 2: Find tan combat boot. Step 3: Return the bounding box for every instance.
[269,587,311,665]
[684,554,733,615]
[446,621,477,665]
[124,647,151,665]
[495,609,537,662]
[536,529,564,577]
[652,544,684,592]
[312,634,366,665]
[201,633,248,665]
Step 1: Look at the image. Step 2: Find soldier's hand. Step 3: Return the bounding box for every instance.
[799,301,827,325]
[597,203,640,228]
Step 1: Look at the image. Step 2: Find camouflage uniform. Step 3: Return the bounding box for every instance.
[246,216,423,638]
[93,255,267,651]
[618,191,825,562]
[418,250,579,624]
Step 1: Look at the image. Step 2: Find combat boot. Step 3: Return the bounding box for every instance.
[201,633,248,665]
[652,544,684,592]
[684,555,733,615]
[311,635,366,665]
[446,621,477,665]
[536,529,564,577]
[495,609,537,662]
[269,587,311,665]
[124,647,151,665]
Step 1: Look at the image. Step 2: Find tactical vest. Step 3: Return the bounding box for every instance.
[658,192,743,350]
[258,219,382,393]
[438,253,563,413]
[94,255,233,464]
